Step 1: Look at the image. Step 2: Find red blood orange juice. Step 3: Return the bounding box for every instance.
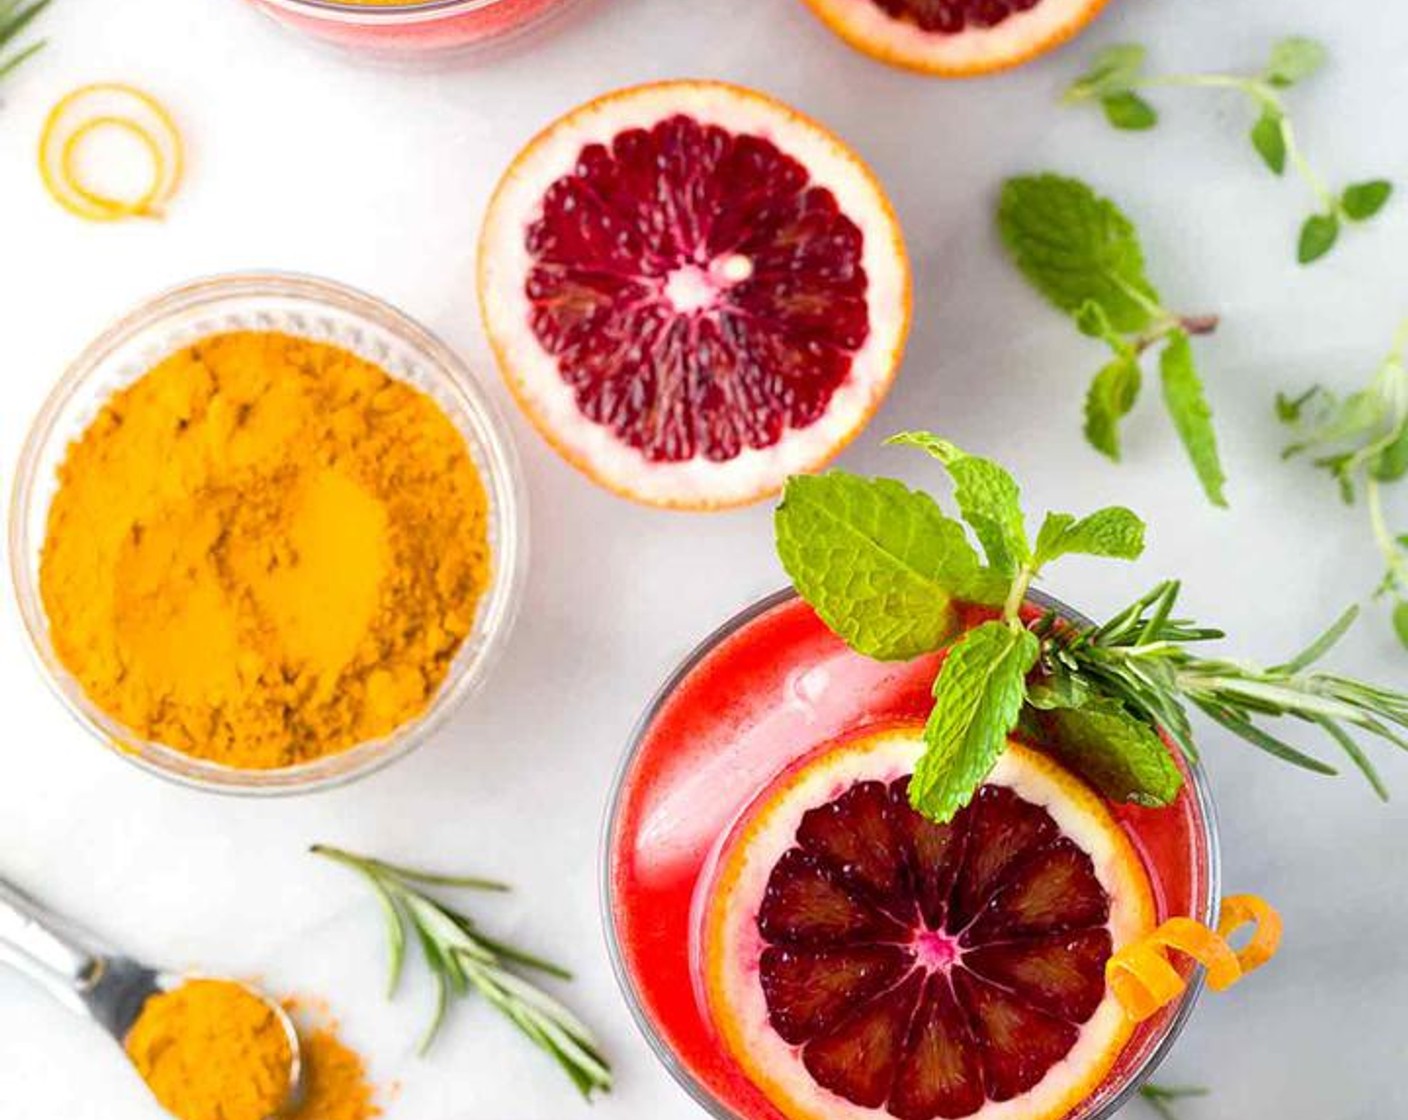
[604,590,1218,1120]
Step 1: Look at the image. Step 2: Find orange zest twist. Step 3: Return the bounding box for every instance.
[39,83,184,222]
[1106,894,1282,1023]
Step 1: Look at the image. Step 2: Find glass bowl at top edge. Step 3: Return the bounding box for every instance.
[8,271,528,797]
[601,587,1222,1120]
[244,0,590,62]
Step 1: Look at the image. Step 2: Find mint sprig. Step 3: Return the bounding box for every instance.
[1279,319,1408,649]
[998,174,1227,507]
[780,434,1152,820]
[1064,39,1393,265]
[775,434,1408,821]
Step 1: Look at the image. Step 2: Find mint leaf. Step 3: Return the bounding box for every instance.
[1264,36,1327,88]
[1102,92,1158,131]
[911,623,1040,823]
[889,434,1030,576]
[1160,330,1228,507]
[1066,43,1148,101]
[1084,354,1143,460]
[1298,212,1340,264]
[1342,180,1393,222]
[1250,108,1287,176]
[776,473,998,661]
[1041,700,1183,807]
[998,175,1160,334]
[1034,507,1147,566]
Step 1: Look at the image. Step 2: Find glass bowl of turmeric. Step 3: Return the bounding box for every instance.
[9,272,528,794]
[243,0,589,62]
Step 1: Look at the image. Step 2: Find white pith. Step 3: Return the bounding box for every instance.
[703,727,1155,1120]
[804,0,1100,72]
[479,81,909,508]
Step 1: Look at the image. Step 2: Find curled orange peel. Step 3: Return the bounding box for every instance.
[39,83,183,222]
[1218,892,1284,975]
[1106,895,1282,1022]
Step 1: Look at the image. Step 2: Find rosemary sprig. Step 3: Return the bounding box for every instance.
[1043,581,1408,798]
[313,844,612,1100]
[1140,1082,1210,1120]
[0,0,51,85]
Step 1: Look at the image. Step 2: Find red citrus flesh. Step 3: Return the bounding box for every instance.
[759,778,1111,1116]
[799,0,1111,77]
[704,729,1155,1120]
[480,82,910,508]
[525,115,870,464]
[871,0,1043,33]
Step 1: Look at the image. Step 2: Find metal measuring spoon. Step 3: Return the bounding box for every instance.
[0,875,303,1117]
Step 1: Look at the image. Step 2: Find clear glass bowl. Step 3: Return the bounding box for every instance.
[244,0,589,62]
[602,588,1221,1120]
[9,272,528,795]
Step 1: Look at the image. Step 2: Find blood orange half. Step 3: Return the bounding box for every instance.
[478,81,911,509]
[799,0,1112,77]
[703,725,1154,1120]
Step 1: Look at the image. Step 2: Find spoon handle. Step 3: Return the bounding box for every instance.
[0,876,104,1015]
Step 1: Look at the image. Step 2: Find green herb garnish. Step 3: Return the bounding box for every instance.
[998,174,1227,506]
[312,845,612,1100]
[1064,40,1392,264]
[1279,319,1408,649]
[0,0,51,86]
[775,434,1408,822]
[1140,1082,1210,1120]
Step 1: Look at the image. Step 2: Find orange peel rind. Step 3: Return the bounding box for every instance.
[39,83,183,222]
[1218,893,1284,976]
[1106,895,1282,1022]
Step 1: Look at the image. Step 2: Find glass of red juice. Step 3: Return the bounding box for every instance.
[244,0,586,61]
[603,588,1220,1120]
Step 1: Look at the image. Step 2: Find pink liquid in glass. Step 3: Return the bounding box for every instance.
[245,0,579,59]
[605,591,1218,1120]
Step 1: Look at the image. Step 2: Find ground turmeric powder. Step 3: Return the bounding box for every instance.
[39,330,492,769]
[125,981,382,1120]
[124,979,293,1120]
[282,1002,383,1120]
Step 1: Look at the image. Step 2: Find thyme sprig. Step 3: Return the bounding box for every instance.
[313,844,612,1100]
[1038,581,1407,799]
[1064,39,1393,263]
[0,0,50,85]
[1279,319,1408,648]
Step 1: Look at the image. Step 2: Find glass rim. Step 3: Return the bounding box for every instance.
[254,0,540,24]
[599,586,1223,1120]
[8,270,529,797]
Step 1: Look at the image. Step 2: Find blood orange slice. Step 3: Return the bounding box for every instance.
[478,81,911,509]
[799,0,1112,77]
[703,725,1154,1120]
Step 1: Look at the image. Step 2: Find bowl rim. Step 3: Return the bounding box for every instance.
[8,269,529,797]
[599,586,1223,1120]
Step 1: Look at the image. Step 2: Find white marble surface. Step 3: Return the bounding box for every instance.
[1,0,1406,1116]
